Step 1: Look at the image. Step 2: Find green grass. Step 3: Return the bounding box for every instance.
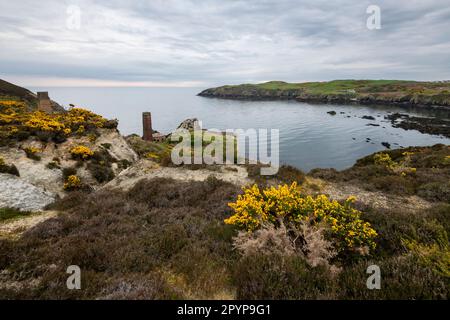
[255,80,428,94]
[0,208,31,222]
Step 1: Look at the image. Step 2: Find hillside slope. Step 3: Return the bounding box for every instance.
[0,79,63,112]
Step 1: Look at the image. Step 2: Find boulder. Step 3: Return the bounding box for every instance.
[177,118,201,131]
[0,173,56,211]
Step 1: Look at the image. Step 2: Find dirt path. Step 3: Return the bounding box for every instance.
[320,180,432,212]
[103,159,252,191]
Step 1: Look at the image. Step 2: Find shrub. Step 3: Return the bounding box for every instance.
[98,273,180,300]
[338,255,448,299]
[64,175,82,191]
[233,222,336,268]
[0,156,19,176]
[233,253,335,299]
[62,167,77,180]
[70,145,94,160]
[370,175,416,195]
[87,162,115,183]
[246,164,305,186]
[225,183,377,254]
[23,146,41,161]
[417,181,450,202]
[118,159,132,169]
[233,223,296,257]
[46,161,60,170]
[103,119,118,129]
[86,149,116,183]
[404,240,450,278]
[0,105,110,145]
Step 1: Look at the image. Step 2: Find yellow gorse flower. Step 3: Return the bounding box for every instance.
[0,103,107,138]
[64,175,81,190]
[225,182,377,252]
[70,145,94,160]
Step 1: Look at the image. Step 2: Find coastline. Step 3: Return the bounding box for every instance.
[198,80,450,111]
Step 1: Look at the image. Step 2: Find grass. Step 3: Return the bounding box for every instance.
[225,79,449,94]
[0,208,31,223]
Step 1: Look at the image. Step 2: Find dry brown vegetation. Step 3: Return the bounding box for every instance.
[0,169,448,299]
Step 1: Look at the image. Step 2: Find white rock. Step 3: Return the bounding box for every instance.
[0,173,57,211]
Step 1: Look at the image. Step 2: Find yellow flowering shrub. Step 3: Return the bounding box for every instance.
[70,145,94,160]
[0,102,109,141]
[64,175,82,190]
[373,153,396,168]
[23,146,42,160]
[25,112,66,132]
[444,155,450,165]
[374,152,416,176]
[145,152,160,160]
[225,182,377,252]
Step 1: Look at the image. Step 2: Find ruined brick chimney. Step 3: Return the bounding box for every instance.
[142,112,153,141]
[37,92,53,112]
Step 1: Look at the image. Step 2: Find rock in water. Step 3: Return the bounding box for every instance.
[381,142,391,149]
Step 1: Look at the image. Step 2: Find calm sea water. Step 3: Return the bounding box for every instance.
[31,87,450,172]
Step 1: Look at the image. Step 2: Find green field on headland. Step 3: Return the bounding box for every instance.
[199,80,450,108]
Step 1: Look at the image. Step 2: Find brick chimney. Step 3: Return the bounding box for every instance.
[142,112,153,141]
[37,91,53,112]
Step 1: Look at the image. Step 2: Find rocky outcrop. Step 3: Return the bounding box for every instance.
[0,173,56,211]
[103,159,251,192]
[385,113,450,138]
[0,128,138,201]
[177,118,201,131]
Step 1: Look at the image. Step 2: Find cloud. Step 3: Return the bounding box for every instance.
[0,0,449,87]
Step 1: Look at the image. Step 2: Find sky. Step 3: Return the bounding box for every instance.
[1,0,449,87]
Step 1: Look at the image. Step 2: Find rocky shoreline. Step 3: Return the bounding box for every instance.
[199,89,450,110]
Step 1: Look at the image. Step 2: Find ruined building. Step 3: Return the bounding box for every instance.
[37,92,54,113]
[142,112,153,141]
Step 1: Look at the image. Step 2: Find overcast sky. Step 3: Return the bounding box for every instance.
[1,0,449,87]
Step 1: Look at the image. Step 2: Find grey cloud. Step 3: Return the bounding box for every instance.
[0,0,449,86]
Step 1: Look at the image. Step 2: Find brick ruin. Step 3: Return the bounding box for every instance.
[142,112,153,141]
[37,92,54,113]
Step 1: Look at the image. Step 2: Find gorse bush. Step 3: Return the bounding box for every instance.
[63,175,82,191]
[22,146,41,161]
[70,145,94,160]
[0,101,112,142]
[225,183,377,254]
[373,152,417,176]
[0,156,19,176]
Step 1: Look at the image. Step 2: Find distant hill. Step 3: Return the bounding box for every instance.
[0,79,64,111]
[199,80,450,109]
